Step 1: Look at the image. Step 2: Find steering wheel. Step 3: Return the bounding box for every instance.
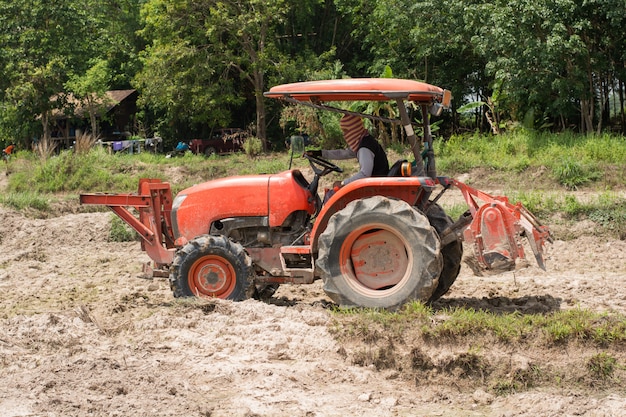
[304,153,343,176]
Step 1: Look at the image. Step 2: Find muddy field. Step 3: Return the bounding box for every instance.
[1,176,625,416]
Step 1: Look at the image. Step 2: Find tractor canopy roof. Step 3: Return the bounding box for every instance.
[264,78,451,107]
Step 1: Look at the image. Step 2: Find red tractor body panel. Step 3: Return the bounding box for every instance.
[172,170,315,242]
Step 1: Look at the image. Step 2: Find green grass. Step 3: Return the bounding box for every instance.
[108,214,139,242]
[551,157,602,190]
[5,130,625,194]
[0,191,50,211]
[587,353,620,380]
[3,132,624,237]
[330,302,626,393]
[434,131,626,180]
[5,147,308,194]
[332,302,626,347]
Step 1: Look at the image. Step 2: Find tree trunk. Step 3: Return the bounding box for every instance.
[582,62,595,134]
[41,110,50,141]
[254,68,266,152]
[87,95,98,137]
[580,99,594,134]
[619,80,626,135]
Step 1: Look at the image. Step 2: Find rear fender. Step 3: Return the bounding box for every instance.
[310,176,435,251]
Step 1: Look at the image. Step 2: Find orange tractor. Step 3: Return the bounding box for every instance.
[80,78,552,310]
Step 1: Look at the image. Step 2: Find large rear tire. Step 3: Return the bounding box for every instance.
[426,203,463,302]
[317,196,442,310]
[170,235,253,300]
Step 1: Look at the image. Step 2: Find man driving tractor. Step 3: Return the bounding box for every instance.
[307,114,389,201]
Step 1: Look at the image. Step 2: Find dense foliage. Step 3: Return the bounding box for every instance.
[0,0,624,148]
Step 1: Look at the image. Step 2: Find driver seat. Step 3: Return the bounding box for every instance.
[387,159,412,177]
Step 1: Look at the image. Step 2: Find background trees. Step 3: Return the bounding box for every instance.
[0,0,624,149]
[0,0,143,145]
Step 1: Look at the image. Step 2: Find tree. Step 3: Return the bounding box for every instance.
[137,0,337,148]
[473,0,626,133]
[0,0,139,145]
[135,0,239,141]
[65,59,112,137]
[334,0,491,133]
[203,0,296,149]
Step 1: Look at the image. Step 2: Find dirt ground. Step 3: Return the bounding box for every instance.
[1,173,625,417]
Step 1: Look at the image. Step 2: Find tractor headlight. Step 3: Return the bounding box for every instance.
[173,194,187,210]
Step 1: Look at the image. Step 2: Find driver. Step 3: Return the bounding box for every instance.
[307,114,389,191]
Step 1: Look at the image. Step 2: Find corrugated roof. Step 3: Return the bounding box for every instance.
[50,90,137,119]
[105,90,137,111]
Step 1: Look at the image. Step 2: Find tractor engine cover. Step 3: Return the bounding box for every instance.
[171,170,316,242]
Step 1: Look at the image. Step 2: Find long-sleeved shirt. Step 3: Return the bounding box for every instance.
[321,147,376,185]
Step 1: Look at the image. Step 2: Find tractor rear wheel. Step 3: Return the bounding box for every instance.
[170,235,253,300]
[426,203,463,302]
[317,196,442,310]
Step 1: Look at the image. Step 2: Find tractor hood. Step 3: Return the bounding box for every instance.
[171,170,315,241]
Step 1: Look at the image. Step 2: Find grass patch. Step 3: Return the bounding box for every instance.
[108,215,139,242]
[551,157,602,190]
[330,302,626,394]
[587,352,619,380]
[434,131,626,182]
[332,303,626,347]
[2,131,624,196]
[0,191,50,211]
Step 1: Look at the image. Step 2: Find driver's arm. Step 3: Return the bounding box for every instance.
[321,149,355,160]
[342,148,375,185]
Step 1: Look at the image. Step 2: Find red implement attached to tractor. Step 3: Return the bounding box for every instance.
[80,78,552,310]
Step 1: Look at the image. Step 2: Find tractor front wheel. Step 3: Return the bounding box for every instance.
[317,196,442,310]
[170,235,253,300]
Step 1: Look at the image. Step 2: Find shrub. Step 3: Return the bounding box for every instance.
[243,136,263,157]
[552,158,601,190]
[108,215,138,242]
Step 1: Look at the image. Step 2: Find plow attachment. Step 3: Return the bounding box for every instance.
[437,178,553,272]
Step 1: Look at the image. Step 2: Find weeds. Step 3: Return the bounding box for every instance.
[0,191,50,211]
[332,303,626,395]
[558,193,626,238]
[108,215,138,242]
[243,136,264,156]
[433,131,626,184]
[34,137,57,163]
[587,353,618,380]
[74,131,98,155]
[333,304,626,348]
[551,158,601,190]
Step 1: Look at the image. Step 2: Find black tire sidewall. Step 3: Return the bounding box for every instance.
[170,235,251,301]
[427,203,463,302]
[318,197,442,310]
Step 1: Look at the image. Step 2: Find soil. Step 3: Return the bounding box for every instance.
[1,171,626,417]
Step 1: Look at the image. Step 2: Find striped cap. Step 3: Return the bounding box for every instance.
[340,114,367,152]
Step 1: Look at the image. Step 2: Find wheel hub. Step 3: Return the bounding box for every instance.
[190,255,236,298]
[343,229,409,290]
